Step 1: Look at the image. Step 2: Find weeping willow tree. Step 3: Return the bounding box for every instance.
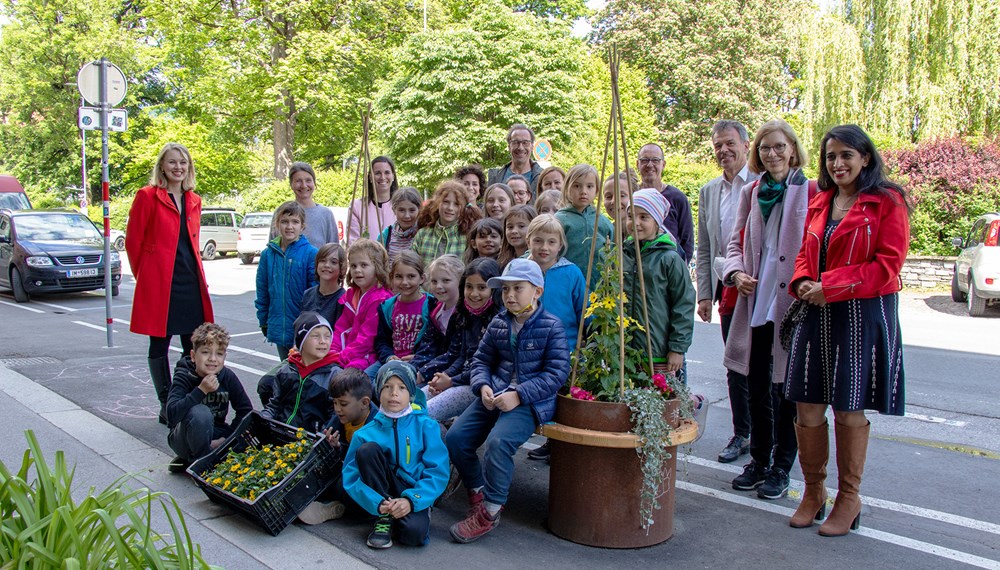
[838,0,1000,143]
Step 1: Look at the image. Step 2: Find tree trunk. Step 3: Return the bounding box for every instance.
[269,12,296,181]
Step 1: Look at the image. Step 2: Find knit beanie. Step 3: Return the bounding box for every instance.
[293,311,331,351]
[374,360,427,407]
[631,188,671,234]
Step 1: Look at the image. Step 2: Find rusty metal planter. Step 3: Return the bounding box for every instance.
[540,394,696,548]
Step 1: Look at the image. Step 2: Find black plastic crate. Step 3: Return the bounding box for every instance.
[188,411,340,536]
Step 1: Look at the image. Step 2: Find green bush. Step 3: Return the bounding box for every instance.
[661,155,719,230]
[240,168,362,214]
[0,431,217,569]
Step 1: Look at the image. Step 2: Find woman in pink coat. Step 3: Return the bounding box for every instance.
[346,156,398,244]
[721,119,812,501]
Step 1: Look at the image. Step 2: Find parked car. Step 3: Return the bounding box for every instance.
[0,175,31,210]
[0,209,122,303]
[199,208,242,260]
[951,212,1000,317]
[110,228,126,251]
[237,211,273,265]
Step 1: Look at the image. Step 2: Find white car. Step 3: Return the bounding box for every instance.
[951,212,1000,316]
[199,208,242,260]
[237,212,273,265]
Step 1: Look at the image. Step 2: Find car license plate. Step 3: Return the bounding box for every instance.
[67,268,99,278]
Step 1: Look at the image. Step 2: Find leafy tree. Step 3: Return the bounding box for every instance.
[440,0,590,21]
[144,0,429,180]
[592,0,807,155]
[0,0,150,197]
[375,2,595,190]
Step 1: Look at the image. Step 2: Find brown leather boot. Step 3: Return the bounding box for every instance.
[819,420,870,537]
[789,421,829,528]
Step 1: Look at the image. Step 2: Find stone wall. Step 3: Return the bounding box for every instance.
[901,256,955,288]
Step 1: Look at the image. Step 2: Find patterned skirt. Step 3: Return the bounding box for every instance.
[784,293,905,415]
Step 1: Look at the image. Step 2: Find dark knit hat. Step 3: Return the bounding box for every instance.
[293,311,331,351]
[374,360,427,407]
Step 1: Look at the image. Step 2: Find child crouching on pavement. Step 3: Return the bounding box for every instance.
[166,322,253,473]
[445,258,570,543]
[342,361,449,549]
[297,367,379,525]
[261,312,338,433]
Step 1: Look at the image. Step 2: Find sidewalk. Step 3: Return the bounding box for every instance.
[0,364,373,570]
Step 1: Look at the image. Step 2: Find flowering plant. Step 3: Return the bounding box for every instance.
[202,429,311,502]
[569,243,692,530]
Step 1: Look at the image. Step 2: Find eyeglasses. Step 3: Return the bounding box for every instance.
[509,139,532,148]
[759,143,788,156]
[638,157,663,165]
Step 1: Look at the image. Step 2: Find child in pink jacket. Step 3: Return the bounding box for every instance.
[333,239,394,372]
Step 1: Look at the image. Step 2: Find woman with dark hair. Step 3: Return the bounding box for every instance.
[722,119,811,502]
[125,142,214,424]
[456,164,486,204]
[784,124,910,536]
[347,156,398,244]
[272,162,338,247]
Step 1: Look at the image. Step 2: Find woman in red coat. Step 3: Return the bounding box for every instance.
[784,125,910,536]
[125,143,214,424]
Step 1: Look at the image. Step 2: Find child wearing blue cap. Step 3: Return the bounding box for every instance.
[445,258,571,543]
[341,360,449,550]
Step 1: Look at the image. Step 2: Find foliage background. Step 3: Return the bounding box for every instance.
[1,0,997,254]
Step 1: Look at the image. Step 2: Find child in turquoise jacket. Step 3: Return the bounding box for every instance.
[342,361,449,549]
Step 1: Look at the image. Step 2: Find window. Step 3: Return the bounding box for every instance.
[968,219,986,247]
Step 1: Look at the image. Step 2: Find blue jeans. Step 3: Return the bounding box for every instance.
[168,404,225,462]
[445,399,537,507]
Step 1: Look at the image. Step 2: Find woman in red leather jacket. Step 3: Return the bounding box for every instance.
[125,143,214,424]
[784,124,910,537]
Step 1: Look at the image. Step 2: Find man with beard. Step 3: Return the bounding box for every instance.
[635,143,695,263]
[696,120,760,464]
[488,124,544,191]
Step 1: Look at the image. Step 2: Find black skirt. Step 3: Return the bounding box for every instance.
[166,193,205,336]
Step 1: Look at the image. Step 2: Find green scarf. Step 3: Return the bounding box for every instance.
[757,172,787,223]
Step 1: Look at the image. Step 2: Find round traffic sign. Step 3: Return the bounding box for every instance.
[533,139,553,162]
[77,61,127,107]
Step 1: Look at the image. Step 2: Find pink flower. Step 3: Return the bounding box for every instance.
[652,373,668,391]
[570,386,595,401]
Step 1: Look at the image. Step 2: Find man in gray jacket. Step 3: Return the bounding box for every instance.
[696,120,759,463]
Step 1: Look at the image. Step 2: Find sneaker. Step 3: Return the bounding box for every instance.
[527,441,550,461]
[718,435,750,463]
[167,456,189,474]
[465,489,484,516]
[732,460,768,491]
[450,502,501,544]
[691,395,708,442]
[298,500,346,525]
[757,467,790,500]
[435,466,463,507]
[366,514,394,549]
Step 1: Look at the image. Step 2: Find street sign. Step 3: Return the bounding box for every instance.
[78,107,127,132]
[533,139,553,162]
[77,61,127,107]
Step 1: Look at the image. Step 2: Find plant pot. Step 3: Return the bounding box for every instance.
[546,394,680,548]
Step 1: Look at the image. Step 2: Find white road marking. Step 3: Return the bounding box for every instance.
[0,300,44,313]
[229,331,261,338]
[680,453,1000,536]
[167,346,266,376]
[677,481,1000,570]
[73,320,113,332]
[904,412,968,427]
[32,300,77,312]
[225,344,280,362]
[74,304,131,311]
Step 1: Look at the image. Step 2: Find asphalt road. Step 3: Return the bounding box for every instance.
[1,256,998,569]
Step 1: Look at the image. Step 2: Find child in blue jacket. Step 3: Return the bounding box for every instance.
[445,259,570,543]
[255,201,318,360]
[342,361,449,550]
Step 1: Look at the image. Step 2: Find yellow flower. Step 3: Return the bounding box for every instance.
[222,480,231,489]
[267,471,274,477]
[212,477,222,485]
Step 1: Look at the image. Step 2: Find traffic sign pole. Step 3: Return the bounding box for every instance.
[99,58,113,348]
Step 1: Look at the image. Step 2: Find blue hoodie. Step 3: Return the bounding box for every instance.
[538,256,586,354]
[255,236,318,347]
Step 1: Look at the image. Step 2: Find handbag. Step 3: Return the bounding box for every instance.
[779,299,809,352]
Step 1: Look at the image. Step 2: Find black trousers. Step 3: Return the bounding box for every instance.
[355,442,431,546]
[746,323,797,472]
[721,312,751,439]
